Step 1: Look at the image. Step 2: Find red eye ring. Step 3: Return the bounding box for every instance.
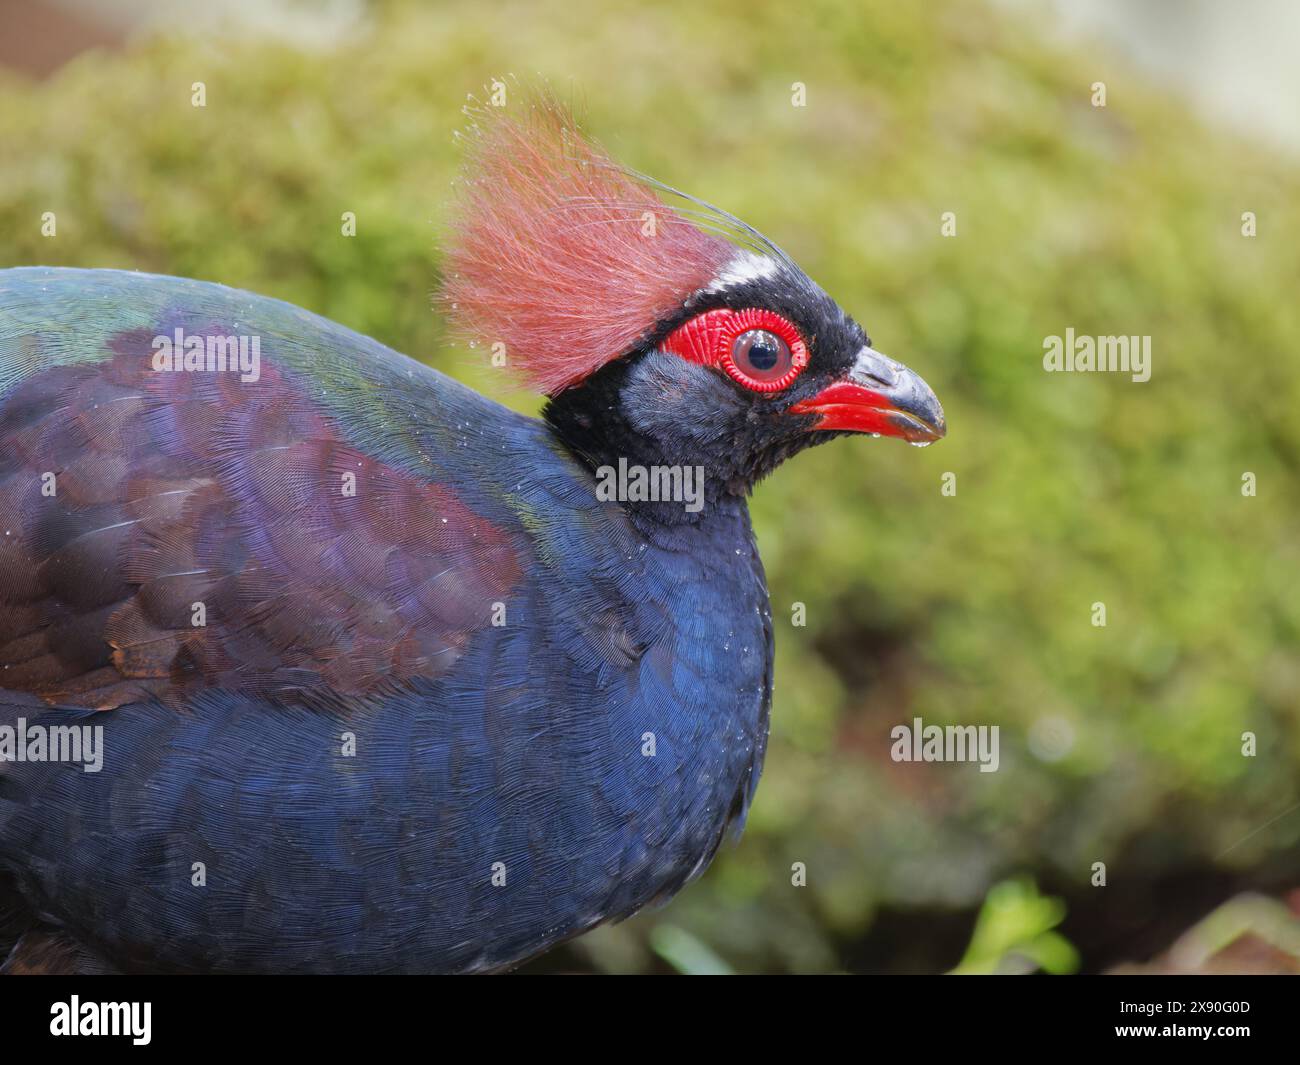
[660,308,809,393]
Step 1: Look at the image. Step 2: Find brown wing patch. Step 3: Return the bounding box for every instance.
[0,332,520,710]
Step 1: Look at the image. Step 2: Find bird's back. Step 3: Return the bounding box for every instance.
[0,268,771,972]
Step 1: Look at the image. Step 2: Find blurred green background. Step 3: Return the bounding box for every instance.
[2,0,1298,973]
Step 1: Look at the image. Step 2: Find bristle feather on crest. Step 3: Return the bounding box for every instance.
[441,94,733,395]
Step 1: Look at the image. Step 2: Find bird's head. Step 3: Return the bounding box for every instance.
[442,94,944,511]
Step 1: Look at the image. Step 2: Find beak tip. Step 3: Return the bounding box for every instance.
[887,406,946,444]
[929,407,948,441]
[850,346,946,444]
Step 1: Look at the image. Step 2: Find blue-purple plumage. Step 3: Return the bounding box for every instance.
[0,267,772,972]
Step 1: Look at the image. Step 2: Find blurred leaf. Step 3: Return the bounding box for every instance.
[950,878,1080,975]
[650,926,735,976]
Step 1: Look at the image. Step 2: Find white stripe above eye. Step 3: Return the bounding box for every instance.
[704,251,780,294]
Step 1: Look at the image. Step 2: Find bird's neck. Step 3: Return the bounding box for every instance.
[543,366,748,530]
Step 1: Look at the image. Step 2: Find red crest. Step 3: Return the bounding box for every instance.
[441,94,733,395]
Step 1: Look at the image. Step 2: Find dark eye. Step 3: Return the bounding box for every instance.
[659,308,808,392]
[732,329,792,383]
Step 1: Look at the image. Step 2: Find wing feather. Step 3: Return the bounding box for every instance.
[0,271,523,710]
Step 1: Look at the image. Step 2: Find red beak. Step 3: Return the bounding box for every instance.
[790,345,946,444]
